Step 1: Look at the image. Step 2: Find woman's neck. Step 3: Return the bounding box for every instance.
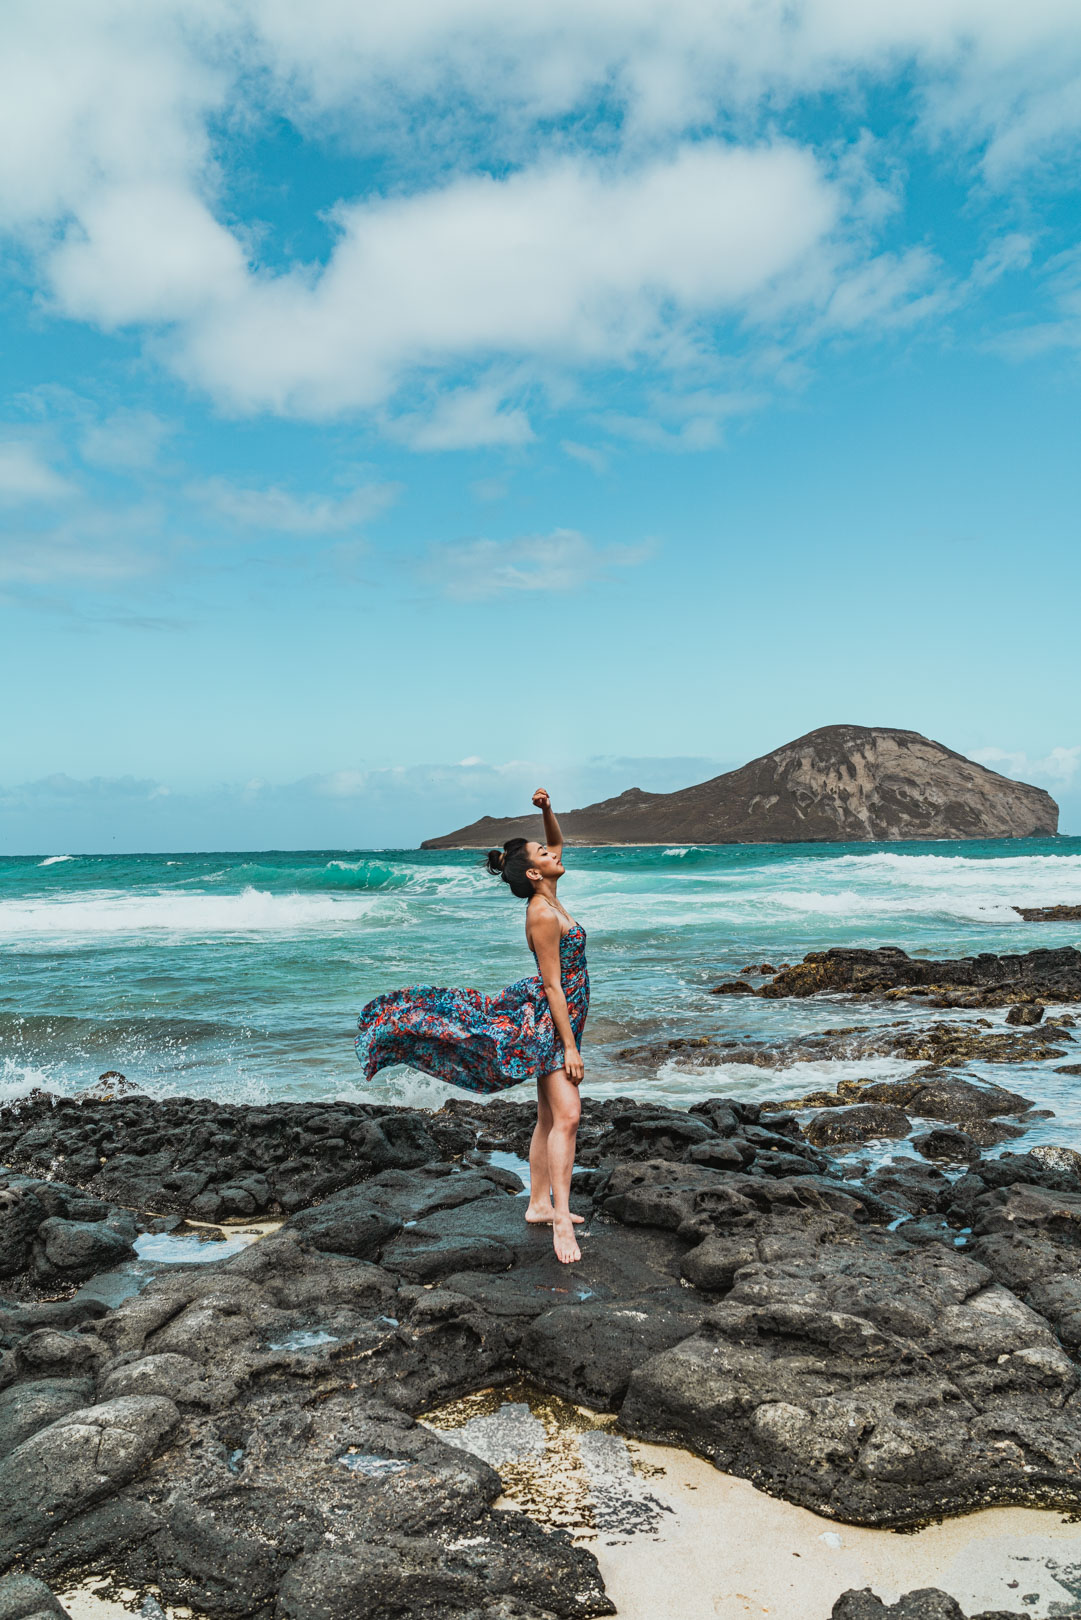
[533,878,560,905]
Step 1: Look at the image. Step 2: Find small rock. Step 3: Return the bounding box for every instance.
[0,1378,95,1458]
[78,1072,144,1101]
[803,1104,911,1146]
[32,1217,135,1283]
[831,1589,1026,1620]
[911,1128,979,1164]
[0,1573,71,1619]
[1005,1004,1044,1026]
[1028,1143,1081,1181]
[0,1395,179,1563]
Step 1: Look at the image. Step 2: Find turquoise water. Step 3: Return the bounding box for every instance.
[2,839,1081,1140]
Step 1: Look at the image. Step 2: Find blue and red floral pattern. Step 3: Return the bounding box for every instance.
[355,923,589,1094]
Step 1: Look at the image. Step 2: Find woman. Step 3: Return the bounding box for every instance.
[355,790,589,1264]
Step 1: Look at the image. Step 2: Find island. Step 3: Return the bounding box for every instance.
[422,724,1058,847]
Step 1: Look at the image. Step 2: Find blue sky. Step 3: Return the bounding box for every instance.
[1,1,1080,851]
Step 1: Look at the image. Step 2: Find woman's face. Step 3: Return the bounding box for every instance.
[525,841,565,883]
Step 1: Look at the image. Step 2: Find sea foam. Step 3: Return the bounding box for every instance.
[0,885,380,937]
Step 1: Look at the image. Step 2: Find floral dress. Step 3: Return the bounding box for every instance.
[355,923,589,1094]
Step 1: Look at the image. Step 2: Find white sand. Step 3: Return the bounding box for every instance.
[57,1581,187,1619]
[587,1440,1081,1619]
[424,1385,1081,1619]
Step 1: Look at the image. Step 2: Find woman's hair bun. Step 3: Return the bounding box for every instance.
[483,837,534,899]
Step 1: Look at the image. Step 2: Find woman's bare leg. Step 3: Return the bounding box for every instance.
[525,1078,584,1225]
[524,1085,554,1222]
[536,1067,582,1263]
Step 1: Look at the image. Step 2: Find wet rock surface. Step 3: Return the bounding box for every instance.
[832,1591,1033,1620]
[0,1173,137,1288]
[0,1573,71,1619]
[4,1089,1081,1613]
[621,1015,1072,1073]
[760,1071,1040,1153]
[711,944,1081,1006]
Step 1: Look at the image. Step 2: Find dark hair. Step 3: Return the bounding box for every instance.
[485,837,537,900]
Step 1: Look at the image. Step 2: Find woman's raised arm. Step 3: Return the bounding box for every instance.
[532,788,563,858]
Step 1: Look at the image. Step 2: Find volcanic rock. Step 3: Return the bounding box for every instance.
[0,1094,827,1221]
[8,1090,1081,1612]
[0,1395,180,1564]
[802,1105,912,1147]
[626,1018,1068,1070]
[740,945,1081,1007]
[1014,905,1081,922]
[0,1574,71,1620]
[911,1129,980,1164]
[0,1176,136,1291]
[421,725,1057,846]
[832,1592,1029,1620]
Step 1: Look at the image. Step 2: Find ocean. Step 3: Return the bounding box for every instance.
[2,838,1081,1147]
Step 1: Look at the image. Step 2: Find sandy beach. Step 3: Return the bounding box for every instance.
[424,1385,1081,1620]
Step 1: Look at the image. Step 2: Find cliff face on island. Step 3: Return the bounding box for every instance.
[422,724,1059,847]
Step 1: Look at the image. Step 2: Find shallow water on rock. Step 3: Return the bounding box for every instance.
[266,1328,339,1352]
[483,1148,531,1189]
[73,1226,271,1307]
[338,1452,410,1477]
[423,1379,672,1542]
[133,1231,259,1265]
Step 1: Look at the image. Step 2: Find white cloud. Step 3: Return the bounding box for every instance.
[815,246,948,334]
[165,142,842,418]
[0,441,75,503]
[248,1,1081,171]
[387,383,535,450]
[1,2,1081,435]
[561,440,609,473]
[0,773,166,809]
[79,409,175,469]
[973,745,1081,787]
[968,232,1034,291]
[189,476,400,533]
[0,505,158,584]
[595,385,770,450]
[986,246,1081,359]
[47,180,246,327]
[422,527,649,599]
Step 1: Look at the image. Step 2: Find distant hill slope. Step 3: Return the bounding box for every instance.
[421,725,1059,848]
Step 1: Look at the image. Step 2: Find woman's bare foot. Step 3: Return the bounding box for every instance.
[524,1203,584,1225]
[552,1214,581,1264]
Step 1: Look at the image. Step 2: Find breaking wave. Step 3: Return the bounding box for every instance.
[0,886,381,937]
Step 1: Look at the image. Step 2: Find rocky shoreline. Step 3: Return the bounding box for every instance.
[3,1099,1081,1616]
[4,948,1081,1618]
[711,944,1081,1008]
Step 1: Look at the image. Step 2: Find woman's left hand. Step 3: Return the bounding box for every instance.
[532,788,551,810]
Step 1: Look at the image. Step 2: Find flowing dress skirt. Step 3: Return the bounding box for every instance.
[355,924,589,1096]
